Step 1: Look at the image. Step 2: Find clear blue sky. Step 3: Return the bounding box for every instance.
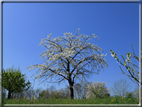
[3,3,139,97]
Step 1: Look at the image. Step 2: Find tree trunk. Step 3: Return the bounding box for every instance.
[69,82,74,99]
[8,90,12,99]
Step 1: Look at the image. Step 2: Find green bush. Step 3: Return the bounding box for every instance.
[125,92,135,99]
[113,95,122,99]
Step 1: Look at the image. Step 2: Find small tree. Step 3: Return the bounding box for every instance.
[111,79,130,97]
[85,81,110,99]
[2,66,31,99]
[27,28,108,99]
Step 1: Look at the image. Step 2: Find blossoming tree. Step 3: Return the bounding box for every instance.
[27,28,108,99]
[85,81,110,99]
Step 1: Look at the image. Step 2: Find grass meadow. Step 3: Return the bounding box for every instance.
[2,95,139,104]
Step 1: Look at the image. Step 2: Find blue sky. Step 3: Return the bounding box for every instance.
[3,3,139,97]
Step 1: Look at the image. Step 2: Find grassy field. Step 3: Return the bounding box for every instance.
[2,96,139,104]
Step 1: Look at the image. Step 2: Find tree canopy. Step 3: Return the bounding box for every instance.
[2,66,31,99]
[27,28,108,99]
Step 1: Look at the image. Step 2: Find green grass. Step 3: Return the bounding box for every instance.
[2,96,139,104]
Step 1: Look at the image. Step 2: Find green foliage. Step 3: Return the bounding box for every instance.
[113,95,122,99]
[50,91,61,99]
[2,66,31,99]
[39,90,50,99]
[125,91,135,99]
[38,90,46,99]
[102,93,110,98]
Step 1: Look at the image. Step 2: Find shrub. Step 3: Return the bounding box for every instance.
[39,90,50,99]
[102,93,110,98]
[113,95,122,99]
[125,91,135,99]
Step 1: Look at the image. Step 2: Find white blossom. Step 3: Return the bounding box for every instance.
[85,81,110,99]
[27,29,108,87]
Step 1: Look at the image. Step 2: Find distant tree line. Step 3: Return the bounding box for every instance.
[2,66,139,100]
